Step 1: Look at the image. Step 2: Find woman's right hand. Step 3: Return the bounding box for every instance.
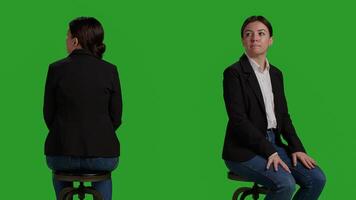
[266,153,291,173]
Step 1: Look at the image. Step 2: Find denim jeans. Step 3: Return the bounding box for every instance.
[225,130,326,200]
[46,156,119,200]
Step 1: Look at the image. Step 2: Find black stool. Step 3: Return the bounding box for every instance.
[228,171,269,200]
[53,171,111,200]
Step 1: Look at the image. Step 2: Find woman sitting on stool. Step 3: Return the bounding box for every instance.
[222,15,326,200]
[43,17,123,200]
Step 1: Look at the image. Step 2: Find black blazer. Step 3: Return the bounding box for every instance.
[222,54,305,162]
[43,49,122,157]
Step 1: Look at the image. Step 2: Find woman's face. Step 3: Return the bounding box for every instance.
[242,21,273,58]
[66,30,80,54]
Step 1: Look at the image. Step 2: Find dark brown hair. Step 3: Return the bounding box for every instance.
[69,17,106,59]
[241,16,273,38]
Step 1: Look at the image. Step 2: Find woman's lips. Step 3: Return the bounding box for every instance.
[251,45,261,48]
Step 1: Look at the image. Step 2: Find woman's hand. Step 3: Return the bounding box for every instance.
[291,152,316,169]
[266,153,291,173]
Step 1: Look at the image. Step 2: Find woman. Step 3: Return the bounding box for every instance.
[43,17,122,200]
[222,16,326,199]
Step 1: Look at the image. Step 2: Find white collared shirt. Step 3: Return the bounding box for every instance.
[246,53,277,129]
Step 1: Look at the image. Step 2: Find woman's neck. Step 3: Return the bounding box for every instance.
[247,53,267,70]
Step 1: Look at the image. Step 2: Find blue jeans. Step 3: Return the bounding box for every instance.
[46,156,119,200]
[225,130,326,200]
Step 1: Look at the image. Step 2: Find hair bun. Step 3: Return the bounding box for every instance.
[94,43,106,58]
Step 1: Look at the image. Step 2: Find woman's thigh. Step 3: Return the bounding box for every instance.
[225,155,295,190]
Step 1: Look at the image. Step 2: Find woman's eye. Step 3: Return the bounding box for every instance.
[259,32,265,36]
[245,33,251,37]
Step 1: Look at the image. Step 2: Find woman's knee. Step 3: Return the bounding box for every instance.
[307,168,327,189]
[315,170,326,186]
[273,174,296,194]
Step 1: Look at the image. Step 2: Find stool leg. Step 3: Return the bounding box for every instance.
[83,186,104,200]
[252,183,260,200]
[78,182,85,200]
[240,190,253,200]
[232,187,250,200]
[252,193,260,200]
[59,187,74,200]
[65,189,76,200]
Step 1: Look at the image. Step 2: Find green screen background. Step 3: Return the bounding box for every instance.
[0,0,354,199]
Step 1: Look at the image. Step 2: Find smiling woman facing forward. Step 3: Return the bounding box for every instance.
[222,16,326,200]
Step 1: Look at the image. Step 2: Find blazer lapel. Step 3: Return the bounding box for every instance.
[239,54,266,112]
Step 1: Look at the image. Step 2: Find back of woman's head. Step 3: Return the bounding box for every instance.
[69,17,106,59]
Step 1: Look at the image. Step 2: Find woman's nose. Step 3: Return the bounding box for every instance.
[251,33,260,41]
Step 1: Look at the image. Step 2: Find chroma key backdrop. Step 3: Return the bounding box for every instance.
[0,0,355,199]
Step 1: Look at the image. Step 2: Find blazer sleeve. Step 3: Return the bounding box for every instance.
[43,64,56,129]
[109,65,123,131]
[279,72,306,153]
[223,68,277,159]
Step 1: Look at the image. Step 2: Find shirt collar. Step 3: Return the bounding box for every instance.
[245,52,270,73]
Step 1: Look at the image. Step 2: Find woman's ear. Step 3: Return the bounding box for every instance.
[269,37,273,46]
[73,37,79,47]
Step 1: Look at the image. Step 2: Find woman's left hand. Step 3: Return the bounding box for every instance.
[291,152,317,169]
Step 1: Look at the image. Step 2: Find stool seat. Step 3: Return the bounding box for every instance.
[227,171,268,200]
[54,170,111,182]
[228,171,252,182]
